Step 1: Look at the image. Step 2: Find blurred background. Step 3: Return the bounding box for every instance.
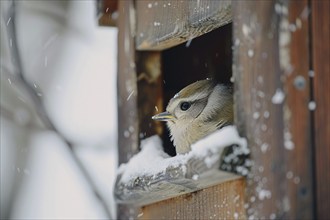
[1,0,118,219]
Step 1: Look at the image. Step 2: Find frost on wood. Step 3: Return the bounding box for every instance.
[114,126,248,206]
[272,88,285,104]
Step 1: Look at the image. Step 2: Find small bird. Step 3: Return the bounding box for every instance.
[152,79,233,154]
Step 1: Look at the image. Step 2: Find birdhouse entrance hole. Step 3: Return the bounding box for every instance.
[156,24,233,156]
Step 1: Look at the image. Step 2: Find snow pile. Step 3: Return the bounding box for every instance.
[117,126,248,184]
[118,136,185,183]
[191,125,248,156]
[272,88,285,104]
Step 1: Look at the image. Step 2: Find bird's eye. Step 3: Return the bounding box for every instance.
[180,102,191,111]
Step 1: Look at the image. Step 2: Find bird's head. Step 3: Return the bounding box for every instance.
[152,79,233,154]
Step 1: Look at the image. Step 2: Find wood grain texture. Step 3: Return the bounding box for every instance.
[135,0,232,50]
[117,0,140,218]
[117,0,138,171]
[311,1,330,219]
[281,1,314,218]
[139,178,246,220]
[233,0,314,218]
[115,142,245,206]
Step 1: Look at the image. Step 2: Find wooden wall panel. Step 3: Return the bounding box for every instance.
[115,0,330,218]
[139,178,246,220]
[311,1,330,219]
[135,0,232,50]
[117,0,138,170]
[117,0,140,218]
[233,0,314,218]
[281,1,314,218]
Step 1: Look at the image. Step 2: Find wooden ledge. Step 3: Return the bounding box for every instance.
[135,0,232,50]
[114,127,248,206]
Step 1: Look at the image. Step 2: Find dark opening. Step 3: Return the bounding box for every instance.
[161,23,233,156]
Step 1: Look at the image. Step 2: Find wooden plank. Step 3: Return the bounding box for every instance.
[135,0,232,50]
[139,178,246,220]
[117,0,140,218]
[311,1,330,219]
[233,3,284,218]
[115,127,248,206]
[116,169,240,207]
[280,1,314,218]
[233,0,314,218]
[117,0,138,171]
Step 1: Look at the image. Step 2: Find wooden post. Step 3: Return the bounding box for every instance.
[233,0,314,218]
[117,0,139,218]
[117,0,138,176]
[311,1,330,219]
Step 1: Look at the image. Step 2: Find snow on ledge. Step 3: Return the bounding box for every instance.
[117,126,248,184]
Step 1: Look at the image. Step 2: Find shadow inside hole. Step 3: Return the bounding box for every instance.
[161,23,233,156]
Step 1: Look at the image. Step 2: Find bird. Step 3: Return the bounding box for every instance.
[152,79,233,154]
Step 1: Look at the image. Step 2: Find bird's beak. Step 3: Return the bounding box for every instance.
[152,111,174,121]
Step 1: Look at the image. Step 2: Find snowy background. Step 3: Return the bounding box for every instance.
[1,1,118,219]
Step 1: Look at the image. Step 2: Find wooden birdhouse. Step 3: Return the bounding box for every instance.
[99,0,329,219]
